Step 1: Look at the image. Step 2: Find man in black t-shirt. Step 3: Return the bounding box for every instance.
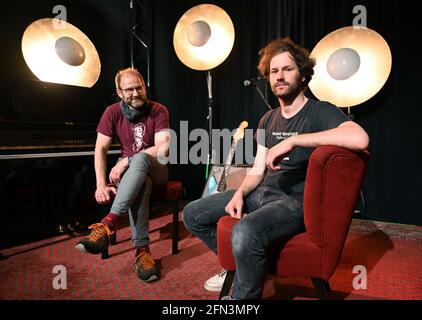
[257,98,349,195]
[183,38,369,299]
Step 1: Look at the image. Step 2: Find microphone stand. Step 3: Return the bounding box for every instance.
[245,79,272,111]
[255,83,272,111]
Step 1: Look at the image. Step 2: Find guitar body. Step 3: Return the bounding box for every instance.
[202,165,224,198]
[201,121,249,199]
[201,165,252,198]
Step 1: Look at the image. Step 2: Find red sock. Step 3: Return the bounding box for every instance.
[135,245,150,256]
[101,213,121,231]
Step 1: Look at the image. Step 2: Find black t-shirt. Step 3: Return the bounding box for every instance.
[256,99,349,195]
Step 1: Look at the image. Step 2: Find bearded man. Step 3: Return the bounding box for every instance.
[76,68,170,283]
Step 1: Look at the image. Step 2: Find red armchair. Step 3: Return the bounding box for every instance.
[217,145,369,299]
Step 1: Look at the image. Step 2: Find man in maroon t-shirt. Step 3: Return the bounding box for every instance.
[76,68,170,282]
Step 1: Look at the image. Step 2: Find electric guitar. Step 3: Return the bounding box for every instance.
[202,121,248,197]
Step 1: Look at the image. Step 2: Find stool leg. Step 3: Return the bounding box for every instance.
[110,232,117,246]
[101,246,109,259]
[311,278,330,300]
[172,201,179,254]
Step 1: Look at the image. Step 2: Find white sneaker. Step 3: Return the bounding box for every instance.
[204,269,228,292]
[221,295,236,300]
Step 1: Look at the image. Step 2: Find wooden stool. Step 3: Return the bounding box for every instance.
[150,180,184,254]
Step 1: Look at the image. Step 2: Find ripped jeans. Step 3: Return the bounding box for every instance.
[182,185,304,299]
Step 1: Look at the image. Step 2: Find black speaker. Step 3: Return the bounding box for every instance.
[201,164,252,198]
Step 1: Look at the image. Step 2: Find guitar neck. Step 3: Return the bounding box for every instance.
[217,139,237,192]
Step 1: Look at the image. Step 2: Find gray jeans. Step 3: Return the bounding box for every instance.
[182,185,304,299]
[111,152,168,247]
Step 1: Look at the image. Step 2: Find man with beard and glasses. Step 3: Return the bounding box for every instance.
[182,37,369,299]
[75,68,170,282]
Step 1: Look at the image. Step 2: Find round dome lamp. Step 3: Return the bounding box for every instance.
[21,18,101,88]
[309,26,392,117]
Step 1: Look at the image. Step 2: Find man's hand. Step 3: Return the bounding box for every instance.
[95,185,117,204]
[266,138,294,170]
[225,191,244,219]
[109,157,129,184]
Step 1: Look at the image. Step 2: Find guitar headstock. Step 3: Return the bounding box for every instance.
[233,121,249,143]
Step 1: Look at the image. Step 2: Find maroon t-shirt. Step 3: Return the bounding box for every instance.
[97,100,169,157]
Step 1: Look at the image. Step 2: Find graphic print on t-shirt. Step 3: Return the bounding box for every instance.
[132,122,146,152]
[271,131,298,161]
[271,131,298,141]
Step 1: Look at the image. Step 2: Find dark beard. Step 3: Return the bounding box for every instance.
[120,100,151,122]
[275,82,302,104]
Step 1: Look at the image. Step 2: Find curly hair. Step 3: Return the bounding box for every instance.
[257,37,316,88]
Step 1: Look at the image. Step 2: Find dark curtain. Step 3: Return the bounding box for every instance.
[147,0,420,225]
[2,0,419,225]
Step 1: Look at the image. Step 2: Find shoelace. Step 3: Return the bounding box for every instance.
[134,251,155,270]
[87,223,113,242]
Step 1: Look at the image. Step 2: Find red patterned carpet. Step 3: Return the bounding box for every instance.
[1,209,421,300]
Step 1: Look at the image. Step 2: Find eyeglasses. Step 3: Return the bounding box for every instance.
[120,86,144,94]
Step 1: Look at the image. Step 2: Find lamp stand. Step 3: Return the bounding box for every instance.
[205,70,214,179]
[347,106,354,120]
[346,105,367,218]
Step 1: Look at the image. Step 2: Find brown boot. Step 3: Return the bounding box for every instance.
[75,223,115,259]
[133,250,159,282]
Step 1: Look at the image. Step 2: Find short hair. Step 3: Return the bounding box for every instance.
[114,67,145,90]
[257,37,316,88]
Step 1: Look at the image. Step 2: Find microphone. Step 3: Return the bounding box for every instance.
[243,77,262,86]
[243,76,272,111]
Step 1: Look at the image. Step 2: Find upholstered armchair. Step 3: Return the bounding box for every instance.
[217,145,369,299]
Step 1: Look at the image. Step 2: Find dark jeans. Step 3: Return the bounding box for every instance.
[182,185,304,299]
